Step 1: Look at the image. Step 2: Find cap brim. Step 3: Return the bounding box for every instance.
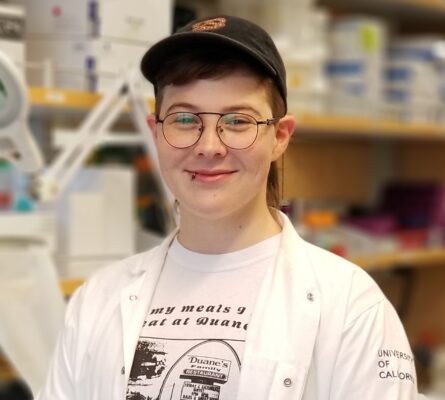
[140,31,278,84]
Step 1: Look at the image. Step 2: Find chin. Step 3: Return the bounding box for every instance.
[181,199,243,221]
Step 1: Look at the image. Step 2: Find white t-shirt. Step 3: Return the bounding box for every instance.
[126,234,281,400]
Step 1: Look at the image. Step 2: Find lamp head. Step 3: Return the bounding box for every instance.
[0,49,43,173]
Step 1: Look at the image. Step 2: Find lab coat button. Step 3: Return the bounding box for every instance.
[129,295,138,301]
[121,366,125,375]
[283,377,292,387]
[307,292,314,302]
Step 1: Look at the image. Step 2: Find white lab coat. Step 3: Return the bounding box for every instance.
[36,212,420,399]
[0,241,65,395]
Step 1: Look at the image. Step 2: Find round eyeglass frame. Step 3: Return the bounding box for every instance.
[155,111,280,150]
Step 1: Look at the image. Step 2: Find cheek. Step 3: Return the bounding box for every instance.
[157,145,191,190]
[244,150,273,182]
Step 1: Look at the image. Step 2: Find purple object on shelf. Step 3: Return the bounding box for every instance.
[379,182,445,228]
[345,214,398,236]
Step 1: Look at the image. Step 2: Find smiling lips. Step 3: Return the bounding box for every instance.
[186,169,237,182]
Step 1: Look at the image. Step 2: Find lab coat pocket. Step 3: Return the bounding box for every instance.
[269,362,307,400]
[237,357,307,400]
[237,356,276,399]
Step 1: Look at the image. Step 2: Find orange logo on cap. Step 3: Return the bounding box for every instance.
[192,17,226,32]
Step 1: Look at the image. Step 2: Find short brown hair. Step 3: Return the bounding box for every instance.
[152,47,286,209]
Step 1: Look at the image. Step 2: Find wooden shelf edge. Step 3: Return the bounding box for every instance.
[29,86,101,109]
[28,86,155,112]
[351,247,445,271]
[60,278,84,297]
[295,113,445,140]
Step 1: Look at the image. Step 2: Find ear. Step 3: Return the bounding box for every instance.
[147,114,158,139]
[271,114,296,161]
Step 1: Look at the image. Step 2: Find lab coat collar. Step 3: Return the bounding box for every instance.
[120,228,178,384]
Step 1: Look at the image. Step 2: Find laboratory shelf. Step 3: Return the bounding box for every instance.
[295,114,445,141]
[27,88,445,141]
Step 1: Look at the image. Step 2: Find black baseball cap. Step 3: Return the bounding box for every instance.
[140,15,287,113]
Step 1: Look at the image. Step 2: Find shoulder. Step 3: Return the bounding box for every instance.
[279,214,386,321]
[69,244,162,312]
[302,240,386,321]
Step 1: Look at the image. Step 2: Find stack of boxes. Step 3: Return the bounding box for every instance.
[326,16,388,117]
[277,7,330,115]
[11,0,172,93]
[385,37,445,123]
[0,3,25,74]
[269,0,330,115]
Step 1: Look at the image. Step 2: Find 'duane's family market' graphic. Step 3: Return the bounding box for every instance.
[126,302,246,400]
[127,339,241,400]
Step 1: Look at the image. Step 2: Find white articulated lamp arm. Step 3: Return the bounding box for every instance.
[32,75,130,202]
[32,68,176,230]
[0,49,43,173]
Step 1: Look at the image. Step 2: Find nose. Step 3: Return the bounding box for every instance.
[193,121,228,158]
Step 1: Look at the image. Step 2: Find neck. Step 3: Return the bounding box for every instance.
[177,205,282,254]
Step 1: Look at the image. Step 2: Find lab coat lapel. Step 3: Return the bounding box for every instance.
[120,231,177,386]
[238,214,321,400]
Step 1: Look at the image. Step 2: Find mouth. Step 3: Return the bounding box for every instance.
[185,169,237,182]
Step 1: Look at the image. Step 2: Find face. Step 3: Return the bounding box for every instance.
[148,70,295,222]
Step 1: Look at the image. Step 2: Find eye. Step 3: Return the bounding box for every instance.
[222,114,252,126]
[174,113,197,124]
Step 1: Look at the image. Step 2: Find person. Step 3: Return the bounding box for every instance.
[37,15,421,400]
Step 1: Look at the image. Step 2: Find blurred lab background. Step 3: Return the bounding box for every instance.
[1,0,445,398]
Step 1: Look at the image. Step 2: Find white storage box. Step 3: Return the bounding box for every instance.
[99,0,172,43]
[26,37,94,89]
[55,166,136,277]
[385,60,440,99]
[327,16,388,117]
[92,39,153,94]
[387,37,445,123]
[12,0,97,37]
[25,37,153,92]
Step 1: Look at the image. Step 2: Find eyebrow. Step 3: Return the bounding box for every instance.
[163,102,199,115]
[221,105,263,118]
[163,102,264,118]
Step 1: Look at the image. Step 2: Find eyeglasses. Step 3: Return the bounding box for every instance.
[156,111,280,150]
